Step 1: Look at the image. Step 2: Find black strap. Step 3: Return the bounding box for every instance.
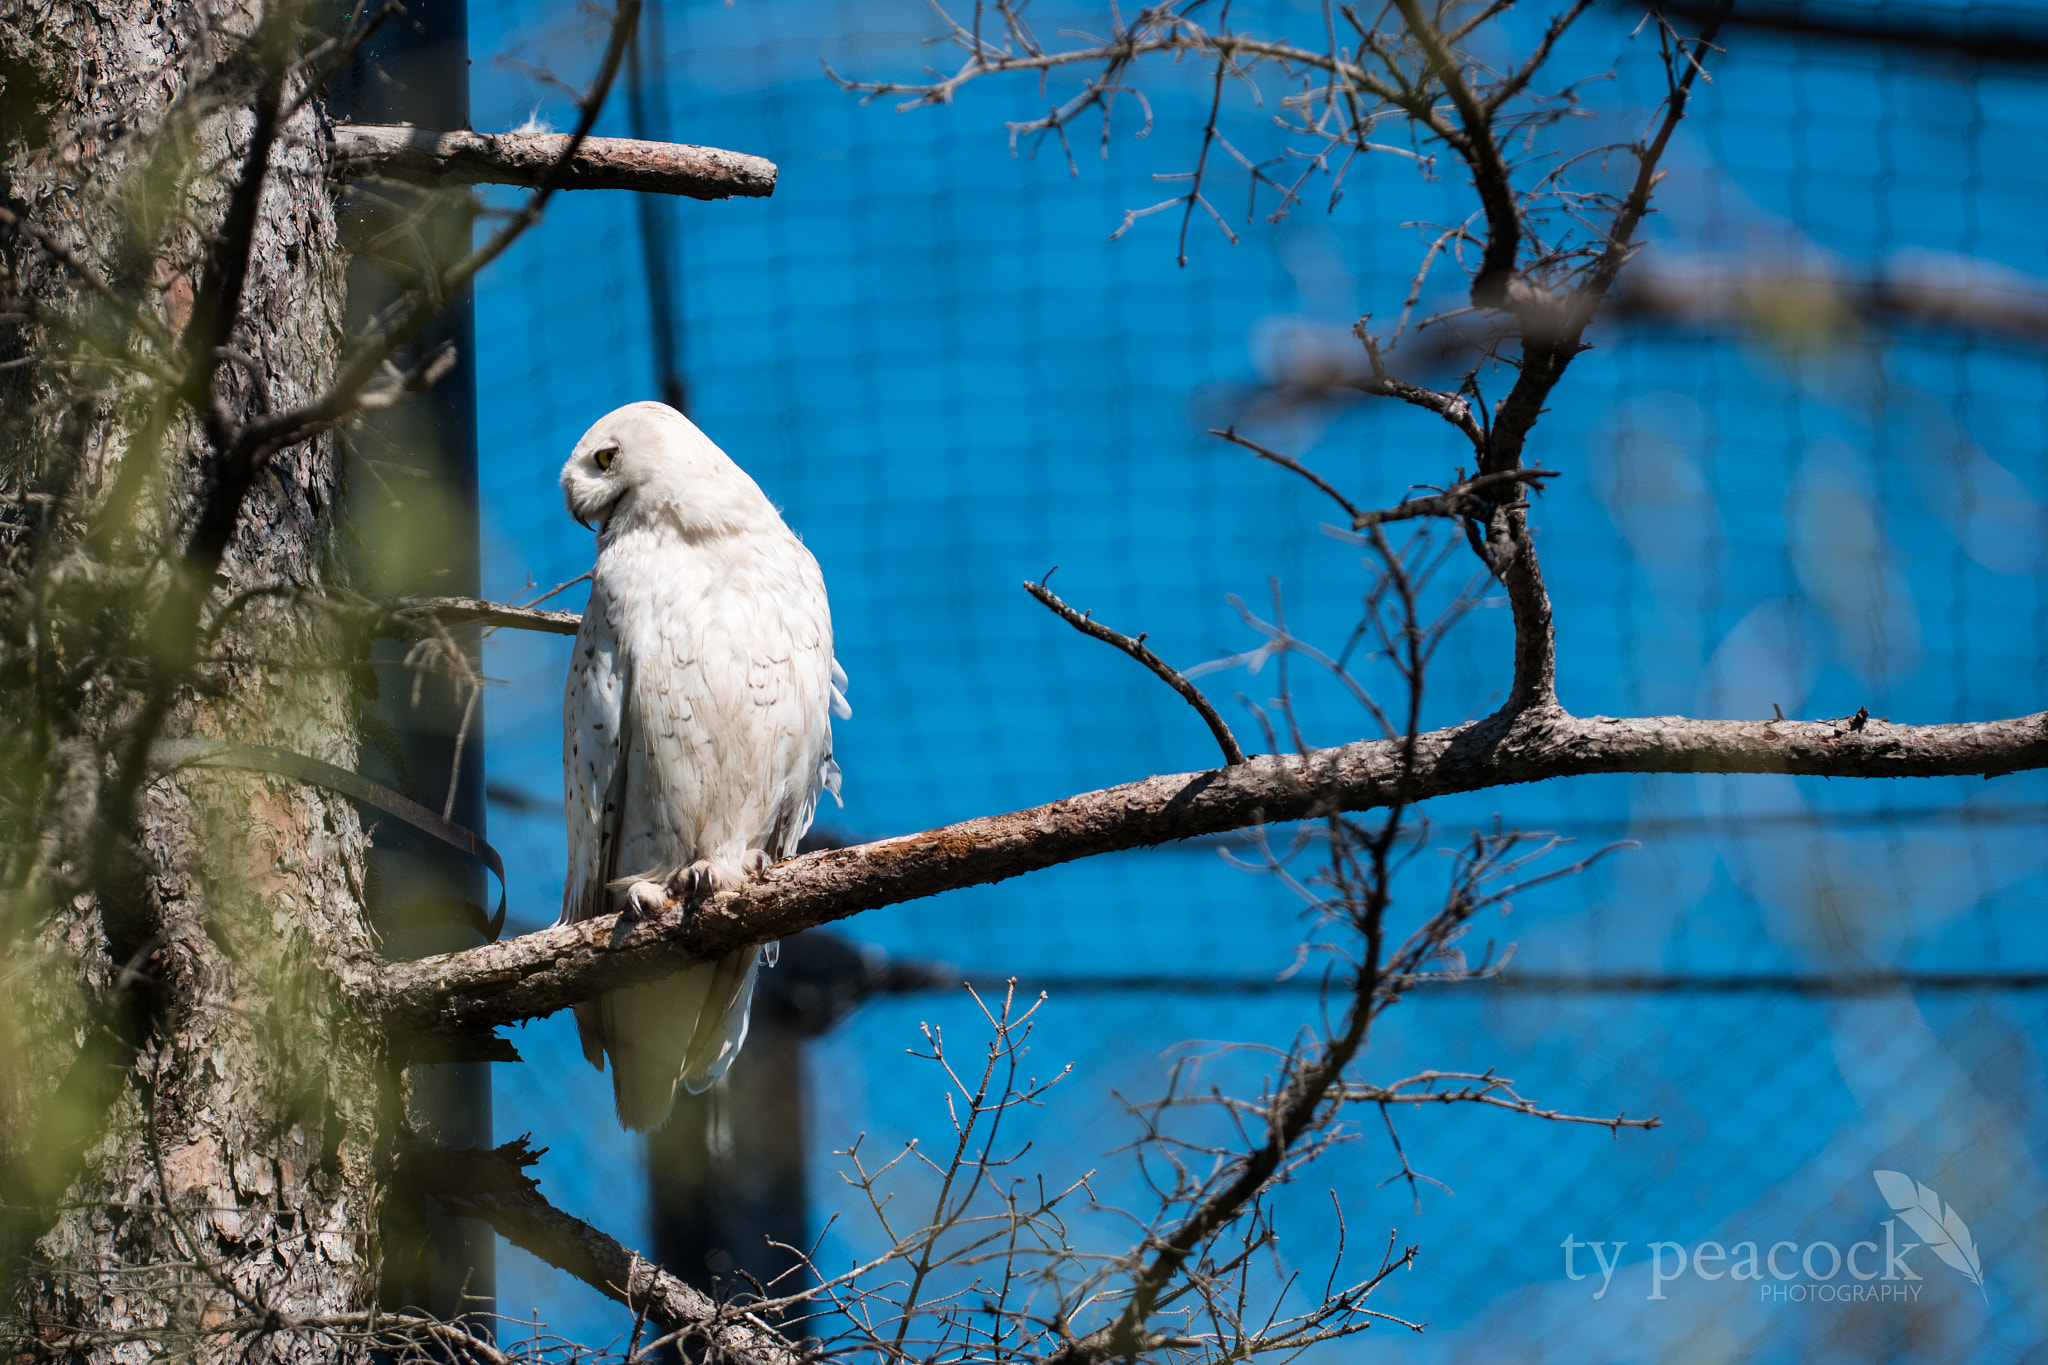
[149,739,508,940]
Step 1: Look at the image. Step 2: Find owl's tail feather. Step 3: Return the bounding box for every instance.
[573,999,607,1070]
[592,947,762,1132]
[600,964,716,1132]
[681,947,762,1095]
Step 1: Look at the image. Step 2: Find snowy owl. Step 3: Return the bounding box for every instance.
[558,401,849,1131]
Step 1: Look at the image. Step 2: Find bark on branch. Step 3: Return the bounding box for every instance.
[329,125,778,200]
[360,706,2048,1033]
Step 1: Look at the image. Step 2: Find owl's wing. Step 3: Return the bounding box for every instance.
[831,658,852,721]
[753,550,849,859]
[561,594,630,928]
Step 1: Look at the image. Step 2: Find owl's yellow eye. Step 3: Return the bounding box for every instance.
[593,446,617,471]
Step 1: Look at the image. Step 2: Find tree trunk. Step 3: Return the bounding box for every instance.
[0,1,388,1355]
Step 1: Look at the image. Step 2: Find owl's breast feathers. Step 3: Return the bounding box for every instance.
[560,515,837,923]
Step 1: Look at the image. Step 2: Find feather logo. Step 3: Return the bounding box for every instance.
[1872,1170,1988,1301]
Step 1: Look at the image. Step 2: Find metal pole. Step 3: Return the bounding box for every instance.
[329,0,495,1325]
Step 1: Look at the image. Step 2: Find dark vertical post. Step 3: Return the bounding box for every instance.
[647,938,843,1300]
[647,928,950,1308]
[328,0,495,1325]
[647,1005,808,1298]
[624,0,688,413]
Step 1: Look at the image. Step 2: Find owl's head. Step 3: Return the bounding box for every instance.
[560,402,779,538]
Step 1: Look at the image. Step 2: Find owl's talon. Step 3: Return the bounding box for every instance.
[668,860,722,903]
[741,849,772,881]
[609,879,667,946]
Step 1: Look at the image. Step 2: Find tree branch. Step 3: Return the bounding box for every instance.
[361,706,2048,1033]
[1211,427,1364,523]
[390,594,582,637]
[1348,468,1553,530]
[1652,0,2048,62]
[831,29,1407,115]
[1024,577,1245,766]
[329,126,778,200]
[1389,0,1523,310]
[1487,9,1725,470]
[1214,425,1552,536]
[1612,257,2048,344]
[1472,9,1722,710]
[1345,319,1488,453]
[405,1140,809,1365]
[1339,1070,1657,1131]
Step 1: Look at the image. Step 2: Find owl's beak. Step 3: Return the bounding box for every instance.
[572,492,623,532]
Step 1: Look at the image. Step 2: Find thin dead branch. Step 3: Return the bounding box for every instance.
[1024,575,1246,766]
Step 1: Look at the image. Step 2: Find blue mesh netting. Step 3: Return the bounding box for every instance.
[459,1,2048,1357]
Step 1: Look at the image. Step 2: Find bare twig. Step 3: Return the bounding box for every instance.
[1347,319,1488,453]
[1338,468,1557,532]
[1024,575,1246,766]
[1342,1070,1659,1133]
[1211,427,1362,524]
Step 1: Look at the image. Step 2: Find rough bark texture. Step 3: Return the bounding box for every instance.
[371,704,2048,1034]
[328,126,777,200]
[0,0,384,1356]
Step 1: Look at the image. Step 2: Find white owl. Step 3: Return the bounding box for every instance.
[557,402,848,1131]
